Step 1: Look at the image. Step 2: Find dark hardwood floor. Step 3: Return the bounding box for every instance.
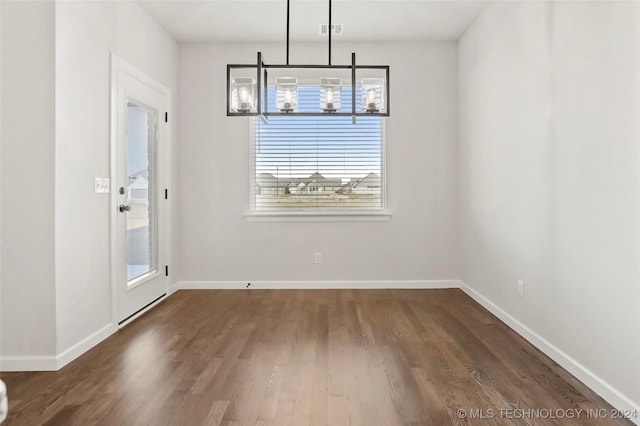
[1,289,633,425]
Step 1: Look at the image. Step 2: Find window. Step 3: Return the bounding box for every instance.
[251,86,386,213]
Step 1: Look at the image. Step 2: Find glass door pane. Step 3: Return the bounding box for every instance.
[126,101,158,281]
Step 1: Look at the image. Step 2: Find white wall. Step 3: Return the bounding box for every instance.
[459,0,640,412]
[54,1,178,357]
[0,1,57,364]
[177,41,458,284]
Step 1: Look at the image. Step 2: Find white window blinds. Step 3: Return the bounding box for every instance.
[252,87,385,211]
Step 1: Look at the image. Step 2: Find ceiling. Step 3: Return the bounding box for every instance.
[137,0,488,43]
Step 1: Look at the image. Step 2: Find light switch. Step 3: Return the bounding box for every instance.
[94,178,110,194]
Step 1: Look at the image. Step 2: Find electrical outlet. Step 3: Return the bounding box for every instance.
[315,252,322,264]
[517,280,525,297]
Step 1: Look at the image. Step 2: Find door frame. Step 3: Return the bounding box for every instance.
[110,54,172,327]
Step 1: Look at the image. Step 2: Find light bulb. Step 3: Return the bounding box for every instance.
[366,89,376,105]
[237,87,253,112]
[326,89,334,104]
[320,78,341,112]
[284,89,292,103]
[239,87,248,103]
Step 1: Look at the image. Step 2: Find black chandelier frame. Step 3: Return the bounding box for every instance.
[226,0,390,120]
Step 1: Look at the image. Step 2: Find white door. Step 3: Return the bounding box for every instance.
[112,56,170,324]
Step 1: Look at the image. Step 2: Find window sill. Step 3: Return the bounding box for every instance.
[245,210,392,222]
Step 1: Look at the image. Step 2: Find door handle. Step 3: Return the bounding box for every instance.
[119,204,131,213]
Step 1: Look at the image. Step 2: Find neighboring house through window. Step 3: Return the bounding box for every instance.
[251,86,386,212]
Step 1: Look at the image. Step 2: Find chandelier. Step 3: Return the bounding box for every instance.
[226,0,390,122]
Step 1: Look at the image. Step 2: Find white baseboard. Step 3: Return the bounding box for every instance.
[0,355,57,372]
[1,324,118,372]
[177,279,461,290]
[459,281,639,425]
[56,323,117,370]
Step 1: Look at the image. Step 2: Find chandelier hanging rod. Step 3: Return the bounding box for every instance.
[328,0,332,65]
[285,0,332,65]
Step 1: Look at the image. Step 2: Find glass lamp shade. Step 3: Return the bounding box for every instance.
[275,77,298,112]
[320,78,341,112]
[361,78,385,113]
[231,77,257,113]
